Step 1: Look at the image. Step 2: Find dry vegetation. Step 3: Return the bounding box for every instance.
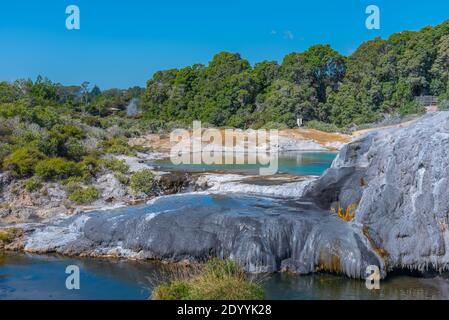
[332,202,357,222]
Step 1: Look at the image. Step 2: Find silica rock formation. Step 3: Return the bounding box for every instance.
[305,111,449,274]
[22,112,449,278]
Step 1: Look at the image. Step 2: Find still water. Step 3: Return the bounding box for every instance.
[152,152,337,176]
[2,253,449,300]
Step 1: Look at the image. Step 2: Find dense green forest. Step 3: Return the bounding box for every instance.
[140,19,449,128]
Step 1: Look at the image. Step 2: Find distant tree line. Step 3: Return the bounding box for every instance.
[140,19,449,128]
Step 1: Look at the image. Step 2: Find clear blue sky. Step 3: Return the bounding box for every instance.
[1,0,448,89]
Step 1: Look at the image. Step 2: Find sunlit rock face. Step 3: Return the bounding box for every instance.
[24,193,383,278]
[305,112,449,274]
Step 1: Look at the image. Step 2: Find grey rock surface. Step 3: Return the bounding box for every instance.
[24,193,383,278]
[305,111,449,273]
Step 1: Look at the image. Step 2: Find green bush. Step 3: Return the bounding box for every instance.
[65,138,86,161]
[24,177,42,192]
[0,228,20,244]
[68,186,100,204]
[153,259,265,300]
[305,120,351,134]
[35,157,82,181]
[62,176,85,194]
[115,172,130,185]
[30,106,59,128]
[101,137,136,156]
[102,158,129,174]
[130,169,154,194]
[80,155,102,178]
[3,146,44,178]
[261,121,289,130]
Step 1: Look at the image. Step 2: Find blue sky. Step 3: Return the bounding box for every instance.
[1,0,448,89]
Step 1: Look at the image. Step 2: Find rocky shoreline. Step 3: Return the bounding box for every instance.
[3,113,447,279]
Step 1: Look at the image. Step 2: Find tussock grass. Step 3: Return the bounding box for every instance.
[151,258,265,300]
[0,228,19,244]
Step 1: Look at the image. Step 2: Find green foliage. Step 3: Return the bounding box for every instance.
[68,186,100,204]
[130,169,154,194]
[102,158,129,174]
[35,157,82,181]
[62,176,85,194]
[80,156,102,178]
[24,177,42,192]
[101,137,136,156]
[153,259,265,300]
[115,172,130,185]
[3,146,44,178]
[0,228,20,244]
[305,120,350,134]
[139,20,449,128]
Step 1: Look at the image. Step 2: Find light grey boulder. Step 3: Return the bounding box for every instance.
[304,111,449,274]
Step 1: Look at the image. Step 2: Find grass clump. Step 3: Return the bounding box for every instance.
[3,146,44,178]
[68,185,100,204]
[35,157,82,181]
[305,120,351,135]
[130,169,154,194]
[24,177,42,192]
[102,158,129,174]
[0,228,20,244]
[115,172,130,185]
[152,258,265,300]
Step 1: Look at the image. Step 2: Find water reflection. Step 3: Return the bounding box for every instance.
[1,253,449,300]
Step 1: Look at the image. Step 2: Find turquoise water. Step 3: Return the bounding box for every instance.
[152,152,336,176]
[2,253,449,300]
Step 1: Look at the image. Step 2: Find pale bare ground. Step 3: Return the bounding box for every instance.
[129,120,418,153]
[351,118,418,137]
[129,128,352,152]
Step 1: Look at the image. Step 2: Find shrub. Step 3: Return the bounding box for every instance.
[153,259,265,300]
[80,155,102,178]
[0,228,18,244]
[102,158,129,174]
[3,146,44,178]
[101,137,136,156]
[305,120,351,134]
[35,157,82,181]
[261,121,289,130]
[0,143,13,169]
[62,176,85,194]
[25,177,42,192]
[65,138,86,161]
[115,172,130,185]
[68,186,100,204]
[130,169,154,194]
[30,106,59,128]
